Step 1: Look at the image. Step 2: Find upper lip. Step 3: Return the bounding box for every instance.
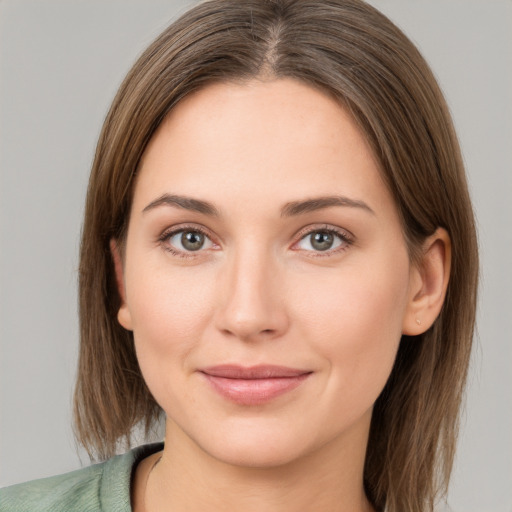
[200,365,311,379]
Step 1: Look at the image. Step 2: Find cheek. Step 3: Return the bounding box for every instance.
[126,262,216,395]
[291,256,410,396]
[127,260,215,339]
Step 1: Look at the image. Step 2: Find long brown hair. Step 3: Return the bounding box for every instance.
[74,1,478,510]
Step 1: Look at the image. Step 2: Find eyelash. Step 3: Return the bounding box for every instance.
[158,224,217,258]
[292,225,354,257]
[157,224,354,258]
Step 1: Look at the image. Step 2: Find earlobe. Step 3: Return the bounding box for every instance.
[110,239,133,331]
[402,228,451,335]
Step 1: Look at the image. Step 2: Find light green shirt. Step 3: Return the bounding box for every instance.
[0,443,163,512]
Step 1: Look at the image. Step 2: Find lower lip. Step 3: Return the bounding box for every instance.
[201,373,310,405]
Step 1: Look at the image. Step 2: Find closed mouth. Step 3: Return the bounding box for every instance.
[199,365,312,405]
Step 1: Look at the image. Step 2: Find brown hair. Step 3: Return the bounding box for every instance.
[74,1,478,510]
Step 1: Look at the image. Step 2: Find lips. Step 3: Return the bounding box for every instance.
[199,365,312,405]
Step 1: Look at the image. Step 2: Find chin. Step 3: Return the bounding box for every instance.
[185,417,330,470]
[205,438,309,469]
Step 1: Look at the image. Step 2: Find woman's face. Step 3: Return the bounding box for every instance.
[117,79,418,468]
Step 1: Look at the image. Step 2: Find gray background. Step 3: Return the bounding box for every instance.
[0,1,511,510]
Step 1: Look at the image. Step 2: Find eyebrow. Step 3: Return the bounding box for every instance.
[142,194,219,216]
[142,193,375,218]
[281,196,375,217]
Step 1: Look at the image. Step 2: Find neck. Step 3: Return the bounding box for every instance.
[144,419,374,512]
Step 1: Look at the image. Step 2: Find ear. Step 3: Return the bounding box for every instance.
[402,228,451,335]
[110,239,133,331]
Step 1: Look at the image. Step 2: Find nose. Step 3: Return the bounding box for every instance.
[214,248,289,342]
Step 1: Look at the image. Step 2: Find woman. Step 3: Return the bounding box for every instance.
[0,0,478,511]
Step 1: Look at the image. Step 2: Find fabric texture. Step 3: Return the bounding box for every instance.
[0,443,163,512]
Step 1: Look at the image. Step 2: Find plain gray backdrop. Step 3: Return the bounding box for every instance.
[1,1,511,510]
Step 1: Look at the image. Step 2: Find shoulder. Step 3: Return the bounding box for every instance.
[0,443,163,512]
[0,462,104,512]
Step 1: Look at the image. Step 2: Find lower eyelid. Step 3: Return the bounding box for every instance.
[158,226,217,254]
[301,235,346,250]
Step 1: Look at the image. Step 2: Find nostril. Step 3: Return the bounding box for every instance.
[219,325,279,342]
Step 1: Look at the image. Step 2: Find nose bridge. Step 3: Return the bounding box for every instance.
[216,240,287,341]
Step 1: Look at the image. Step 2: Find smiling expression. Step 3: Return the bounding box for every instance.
[115,78,418,468]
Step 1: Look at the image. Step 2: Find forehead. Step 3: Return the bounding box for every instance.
[134,78,392,216]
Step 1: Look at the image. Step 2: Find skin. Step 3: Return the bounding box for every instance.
[113,78,451,512]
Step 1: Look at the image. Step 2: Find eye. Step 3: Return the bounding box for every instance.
[294,228,350,253]
[163,228,215,253]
